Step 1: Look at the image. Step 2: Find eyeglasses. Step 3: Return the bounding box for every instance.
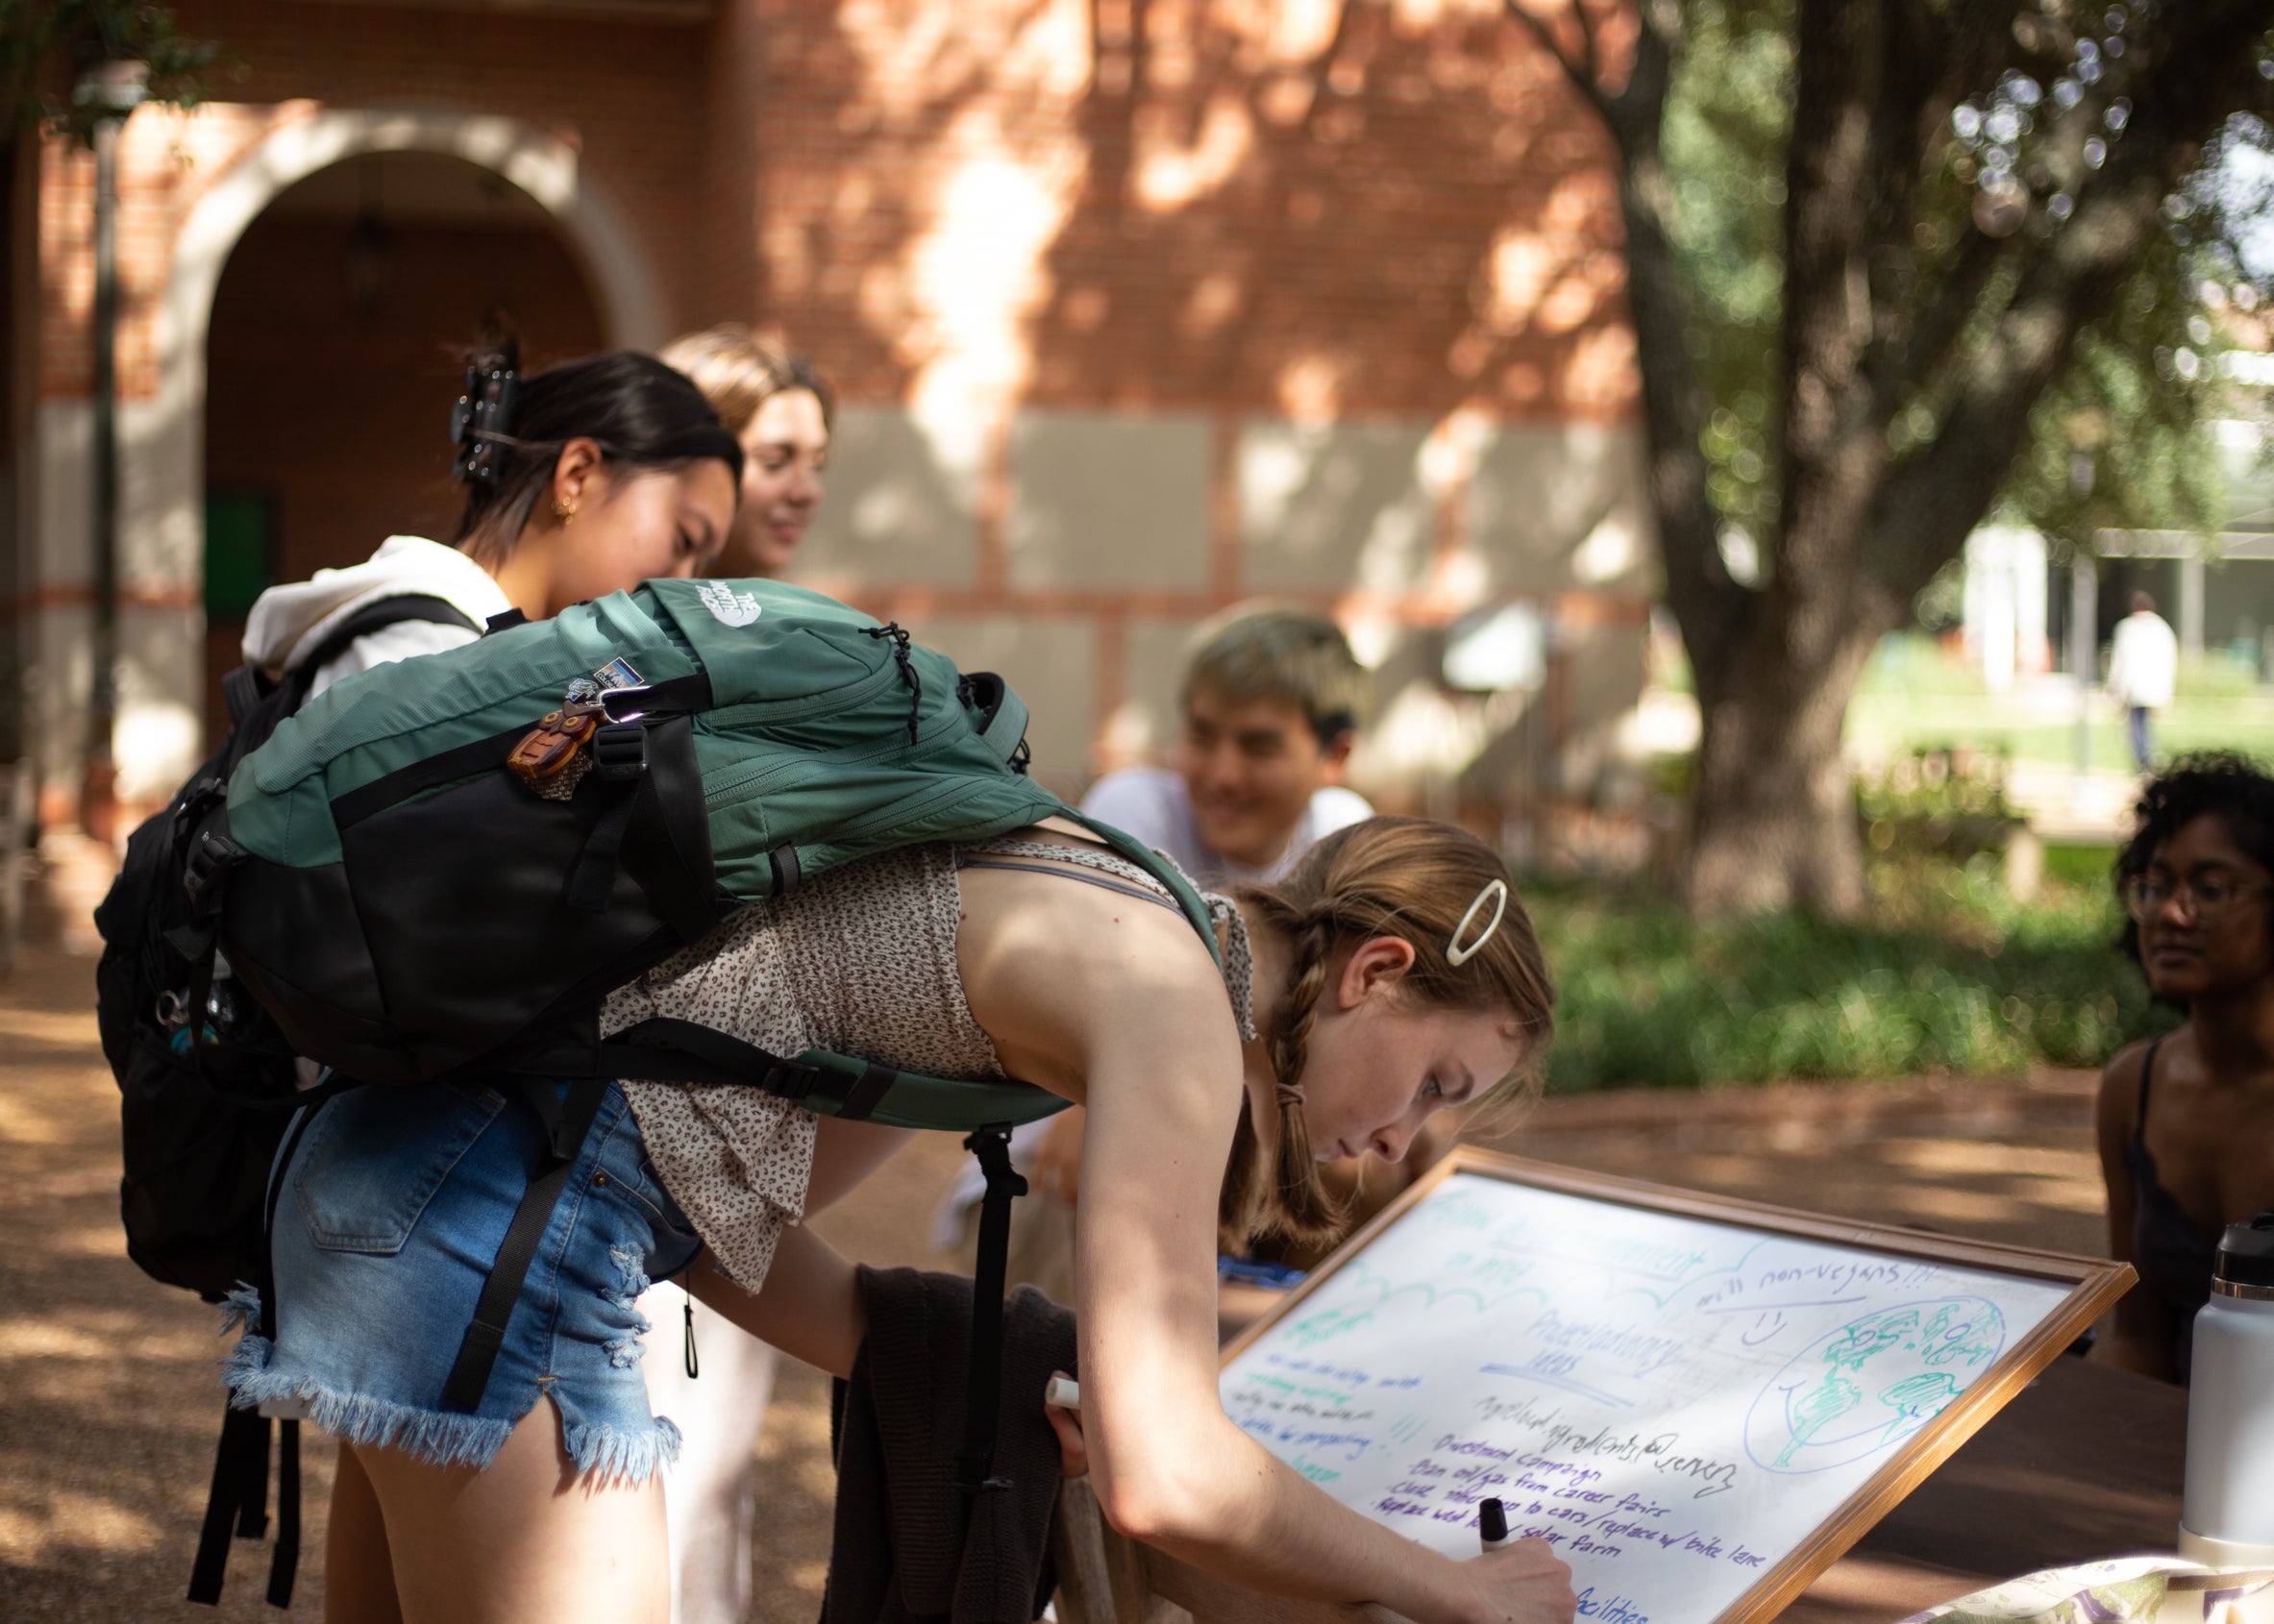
[2122,874,2274,924]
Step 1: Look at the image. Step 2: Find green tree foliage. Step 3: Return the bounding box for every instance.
[1507,0,2274,916]
[1658,0,2262,583]
[2006,116,2274,551]
[0,0,226,144]
[1662,0,1792,556]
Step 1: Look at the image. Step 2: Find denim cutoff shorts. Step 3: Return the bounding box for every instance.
[223,1077,705,1483]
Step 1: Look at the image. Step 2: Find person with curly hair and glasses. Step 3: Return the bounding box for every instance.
[2094,752,2274,1384]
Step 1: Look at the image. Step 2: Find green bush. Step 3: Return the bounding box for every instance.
[2043,841,2119,888]
[1527,856,2174,1094]
[1855,747,2024,865]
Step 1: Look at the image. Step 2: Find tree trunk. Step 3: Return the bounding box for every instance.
[1676,0,1896,919]
[1507,0,2274,916]
[1686,608,1884,917]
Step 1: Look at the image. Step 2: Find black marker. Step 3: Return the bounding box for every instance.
[1479,1497,1510,1552]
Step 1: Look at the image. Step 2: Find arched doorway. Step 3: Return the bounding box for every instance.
[65,107,668,803]
[198,150,606,740]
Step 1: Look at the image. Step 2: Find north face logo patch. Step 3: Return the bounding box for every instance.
[696,581,763,627]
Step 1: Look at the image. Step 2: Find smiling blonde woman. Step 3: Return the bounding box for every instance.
[659,324,832,580]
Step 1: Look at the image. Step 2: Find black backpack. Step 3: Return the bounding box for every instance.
[91,593,478,1606]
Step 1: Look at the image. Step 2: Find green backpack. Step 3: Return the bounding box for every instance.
[188,575,1216,1124]
[172,577,1218,1527]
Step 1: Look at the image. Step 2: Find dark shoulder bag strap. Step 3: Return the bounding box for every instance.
[278,593,482,710]
[185,1080,347,1609]
[958,1124,1025,1495]
[440,1076,612,1414]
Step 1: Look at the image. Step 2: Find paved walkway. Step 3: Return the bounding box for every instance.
[0,949,2112,1622]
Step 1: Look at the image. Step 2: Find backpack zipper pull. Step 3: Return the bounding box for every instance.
[861,623,922,744]
[683,1294,700,1379]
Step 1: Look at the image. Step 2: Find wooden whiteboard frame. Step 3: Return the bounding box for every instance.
[1217,1145,2137,1624]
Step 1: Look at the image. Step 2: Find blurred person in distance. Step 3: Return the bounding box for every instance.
[2107,589,2178,775]
[660,323,830,579]
[638,324,832,1624]
[2094,753,2274,1384]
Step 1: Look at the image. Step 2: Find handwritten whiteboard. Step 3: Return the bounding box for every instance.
[1219,1150,2130,1624]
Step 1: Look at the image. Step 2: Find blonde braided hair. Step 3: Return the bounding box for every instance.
[1218,817,1556,1251]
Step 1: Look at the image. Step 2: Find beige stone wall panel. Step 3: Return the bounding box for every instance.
[1105,613,1208,774]
[796,404,981,589]
[1548,618,1651,800]
[1238,418,1435,595]
[1465,421,1654,598]
[1006,407,1210,591]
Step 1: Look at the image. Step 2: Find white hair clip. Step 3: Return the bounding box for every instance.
[1446,877,1509,967]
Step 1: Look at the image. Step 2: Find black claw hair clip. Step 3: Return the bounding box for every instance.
[449,354,521,486]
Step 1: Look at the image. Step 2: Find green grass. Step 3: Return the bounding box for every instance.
[2042,842,2118,887]
[1848,634,2274,771]
[1525,856,2176,1094]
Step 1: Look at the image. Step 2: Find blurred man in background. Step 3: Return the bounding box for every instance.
[1085,604,1372,886]
[938,606,1384,1301]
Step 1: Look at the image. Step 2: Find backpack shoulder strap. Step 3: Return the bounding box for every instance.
[1055,807,1223,969]
[590,1019,1069,1131]
[188,593,488,872]
[278,593,483,709]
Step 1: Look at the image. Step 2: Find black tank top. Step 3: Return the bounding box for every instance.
[2124,1034,2220,1381]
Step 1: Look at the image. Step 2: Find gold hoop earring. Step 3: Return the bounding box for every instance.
[555,495,579,524]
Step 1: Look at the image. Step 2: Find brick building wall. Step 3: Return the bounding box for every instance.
[39,0,712,400]
[745,0,1632,421]
[734,0,1649,803]
[20,0,1654,827]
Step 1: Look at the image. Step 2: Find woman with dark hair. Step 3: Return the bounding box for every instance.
[242,343,741,695]
[229,812,1575,1624]
[2094,751,2274,1383]
[231,339,742,1618]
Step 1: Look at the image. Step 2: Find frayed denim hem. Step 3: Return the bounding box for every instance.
[222,1330,516,1472]
[219,1283,261,1337]
[564,1413,683,1487]
[218,1318,682,1486]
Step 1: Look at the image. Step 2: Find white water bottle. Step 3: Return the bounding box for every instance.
[2180,1214,2274,1567]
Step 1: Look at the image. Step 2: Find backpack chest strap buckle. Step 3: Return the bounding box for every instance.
[589,724,649,780]
[171,776,228,842]
[182,827,248,909]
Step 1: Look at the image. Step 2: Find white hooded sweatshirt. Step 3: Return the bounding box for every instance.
[240,534,511,698]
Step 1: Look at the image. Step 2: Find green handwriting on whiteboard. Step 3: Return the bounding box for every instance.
[1218,1169,2076,1624]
